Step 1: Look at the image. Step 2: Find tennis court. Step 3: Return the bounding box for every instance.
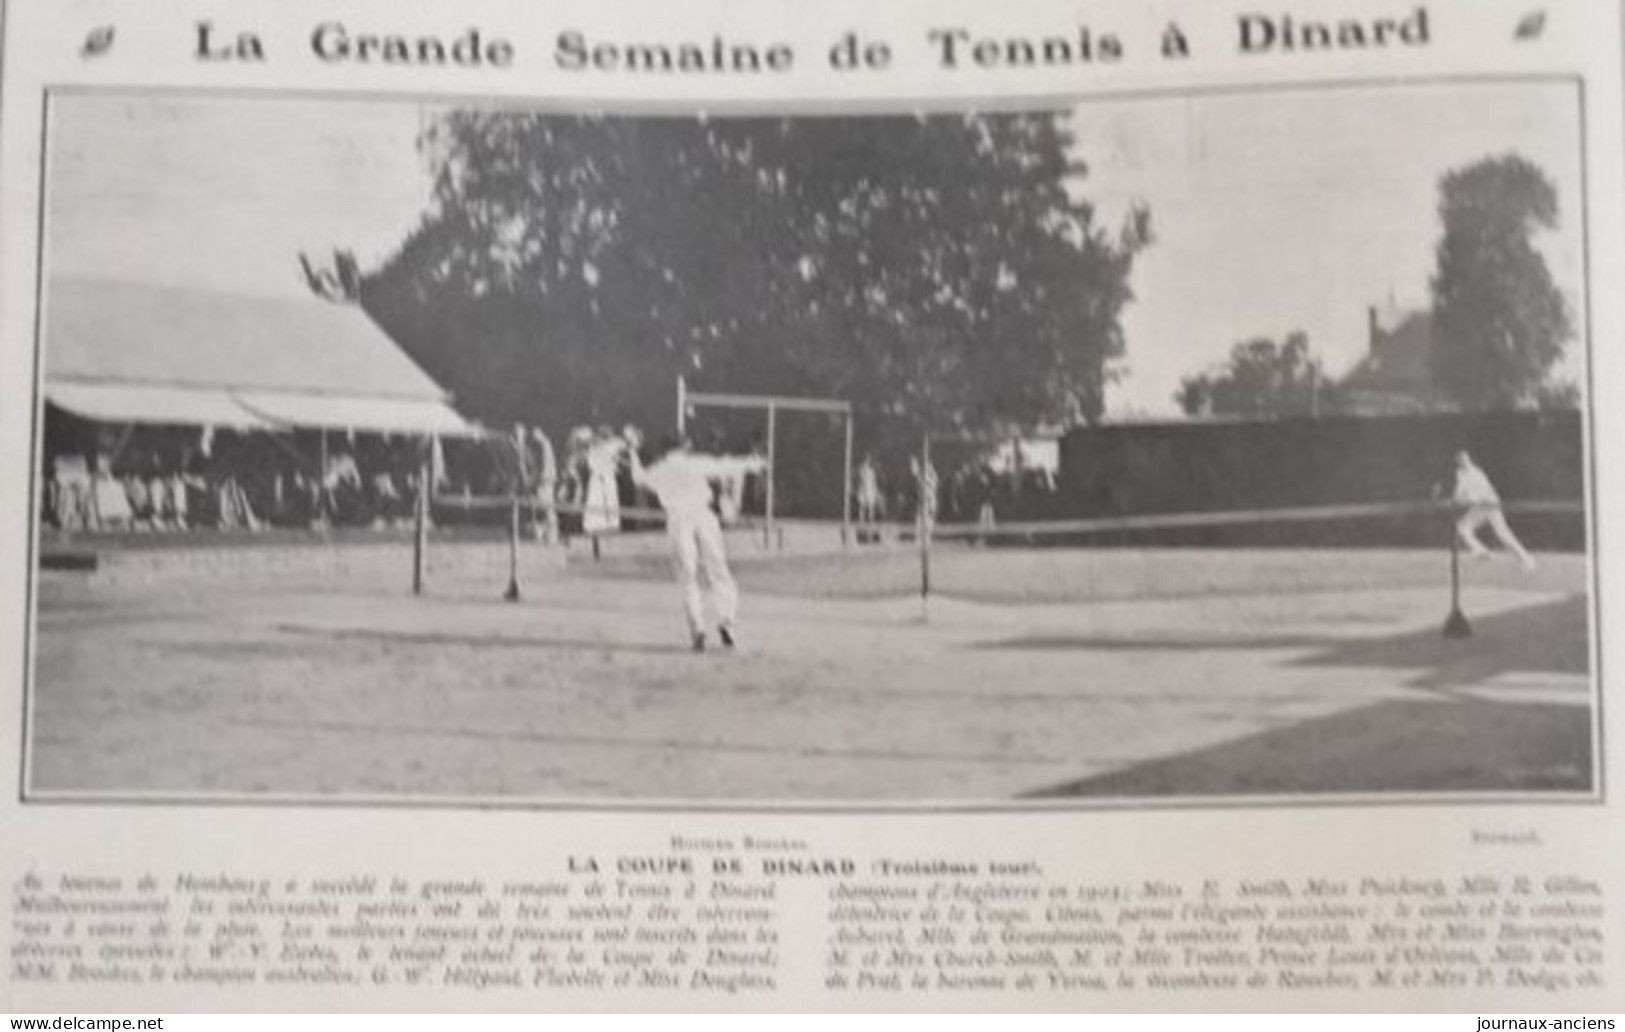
[27,516,1594,802]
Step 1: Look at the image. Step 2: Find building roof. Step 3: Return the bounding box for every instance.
[42,277,479,435]
[1338,305,1438,416]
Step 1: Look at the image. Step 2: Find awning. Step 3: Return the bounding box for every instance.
[234,390,482,437]
[46,382,275,429]
[47,382,483,437]
[44,278,485,437]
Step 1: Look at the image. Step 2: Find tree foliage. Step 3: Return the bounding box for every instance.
[359,111,1150,442]
[1429,154,1572,410]
[1175,332,1340,418]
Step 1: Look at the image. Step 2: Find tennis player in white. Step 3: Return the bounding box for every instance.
[1451,449,1536,570]
[628,431,766,652]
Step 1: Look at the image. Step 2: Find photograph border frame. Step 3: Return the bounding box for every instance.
[13,71,1607,815]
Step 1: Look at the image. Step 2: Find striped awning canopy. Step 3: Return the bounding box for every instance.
[43,277,482,436]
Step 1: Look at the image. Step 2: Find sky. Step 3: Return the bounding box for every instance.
[49,83,1586,419]
[1067,82,1585,416]
[49,96,429,300]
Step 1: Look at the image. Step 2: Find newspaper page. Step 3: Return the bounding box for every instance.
[0,0,1621,1014]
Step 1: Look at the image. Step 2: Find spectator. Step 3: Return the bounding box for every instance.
[855,454,883,542]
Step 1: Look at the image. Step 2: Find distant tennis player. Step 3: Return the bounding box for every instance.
[628,430,766,652]
[1447,449,1536,571]
[855,453,883,539]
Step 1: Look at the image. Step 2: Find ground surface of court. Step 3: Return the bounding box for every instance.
[29,538,1593,801]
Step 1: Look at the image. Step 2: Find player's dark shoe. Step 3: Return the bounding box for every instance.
[691,633,707,653]
[718,626,736,649]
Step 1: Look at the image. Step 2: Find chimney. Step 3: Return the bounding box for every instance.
[1367,305,1381,351]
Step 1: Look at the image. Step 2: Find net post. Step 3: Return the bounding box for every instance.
[316,428,330,529]
[841,413,853,549]
[503,424,523,603]
[412,436,429,596]
[676,375,687,437]
[1443,502,1472,639]
[765,402,777,551]
[918,432,932,621]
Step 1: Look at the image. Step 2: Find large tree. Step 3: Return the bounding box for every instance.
[1175,332,1339,418]
[1429,154,1573,410]
[359,111,1149,442]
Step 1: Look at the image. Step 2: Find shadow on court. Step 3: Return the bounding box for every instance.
[1022,697,1592,797]
[1015,593,1592,797]
[968,594,1586,687]
[273,623,692,656]
[1290,593,1588,690]
[968,633,1344,652]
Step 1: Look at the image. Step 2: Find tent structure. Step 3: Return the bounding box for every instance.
[42,277,480,436]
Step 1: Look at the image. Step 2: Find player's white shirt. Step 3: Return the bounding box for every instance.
[635,451,765,522]
[1453,463,1501,507]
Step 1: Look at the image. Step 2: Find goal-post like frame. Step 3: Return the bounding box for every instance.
[676,375,854,549]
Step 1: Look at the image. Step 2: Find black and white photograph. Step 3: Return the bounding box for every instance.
[26,80,1595,803]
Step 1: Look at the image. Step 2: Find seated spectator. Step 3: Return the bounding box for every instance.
[270,469,319,528]
[179,450,214,528]
[41,468,60,531]
[50,454,93,532]
[123,474,155,530]
[131,454,176,531]
[370,469,410,526]
[159,468,192,531]
[323,448,369,526]
[90,453,132,530]
[217,476,260,531]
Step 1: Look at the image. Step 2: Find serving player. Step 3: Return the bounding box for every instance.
[627,429,767,652]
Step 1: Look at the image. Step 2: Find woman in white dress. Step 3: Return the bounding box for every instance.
[581,426,624,535]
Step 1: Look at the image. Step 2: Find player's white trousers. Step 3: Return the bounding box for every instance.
[1457,505,1534,564]
[667,510,738,636]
